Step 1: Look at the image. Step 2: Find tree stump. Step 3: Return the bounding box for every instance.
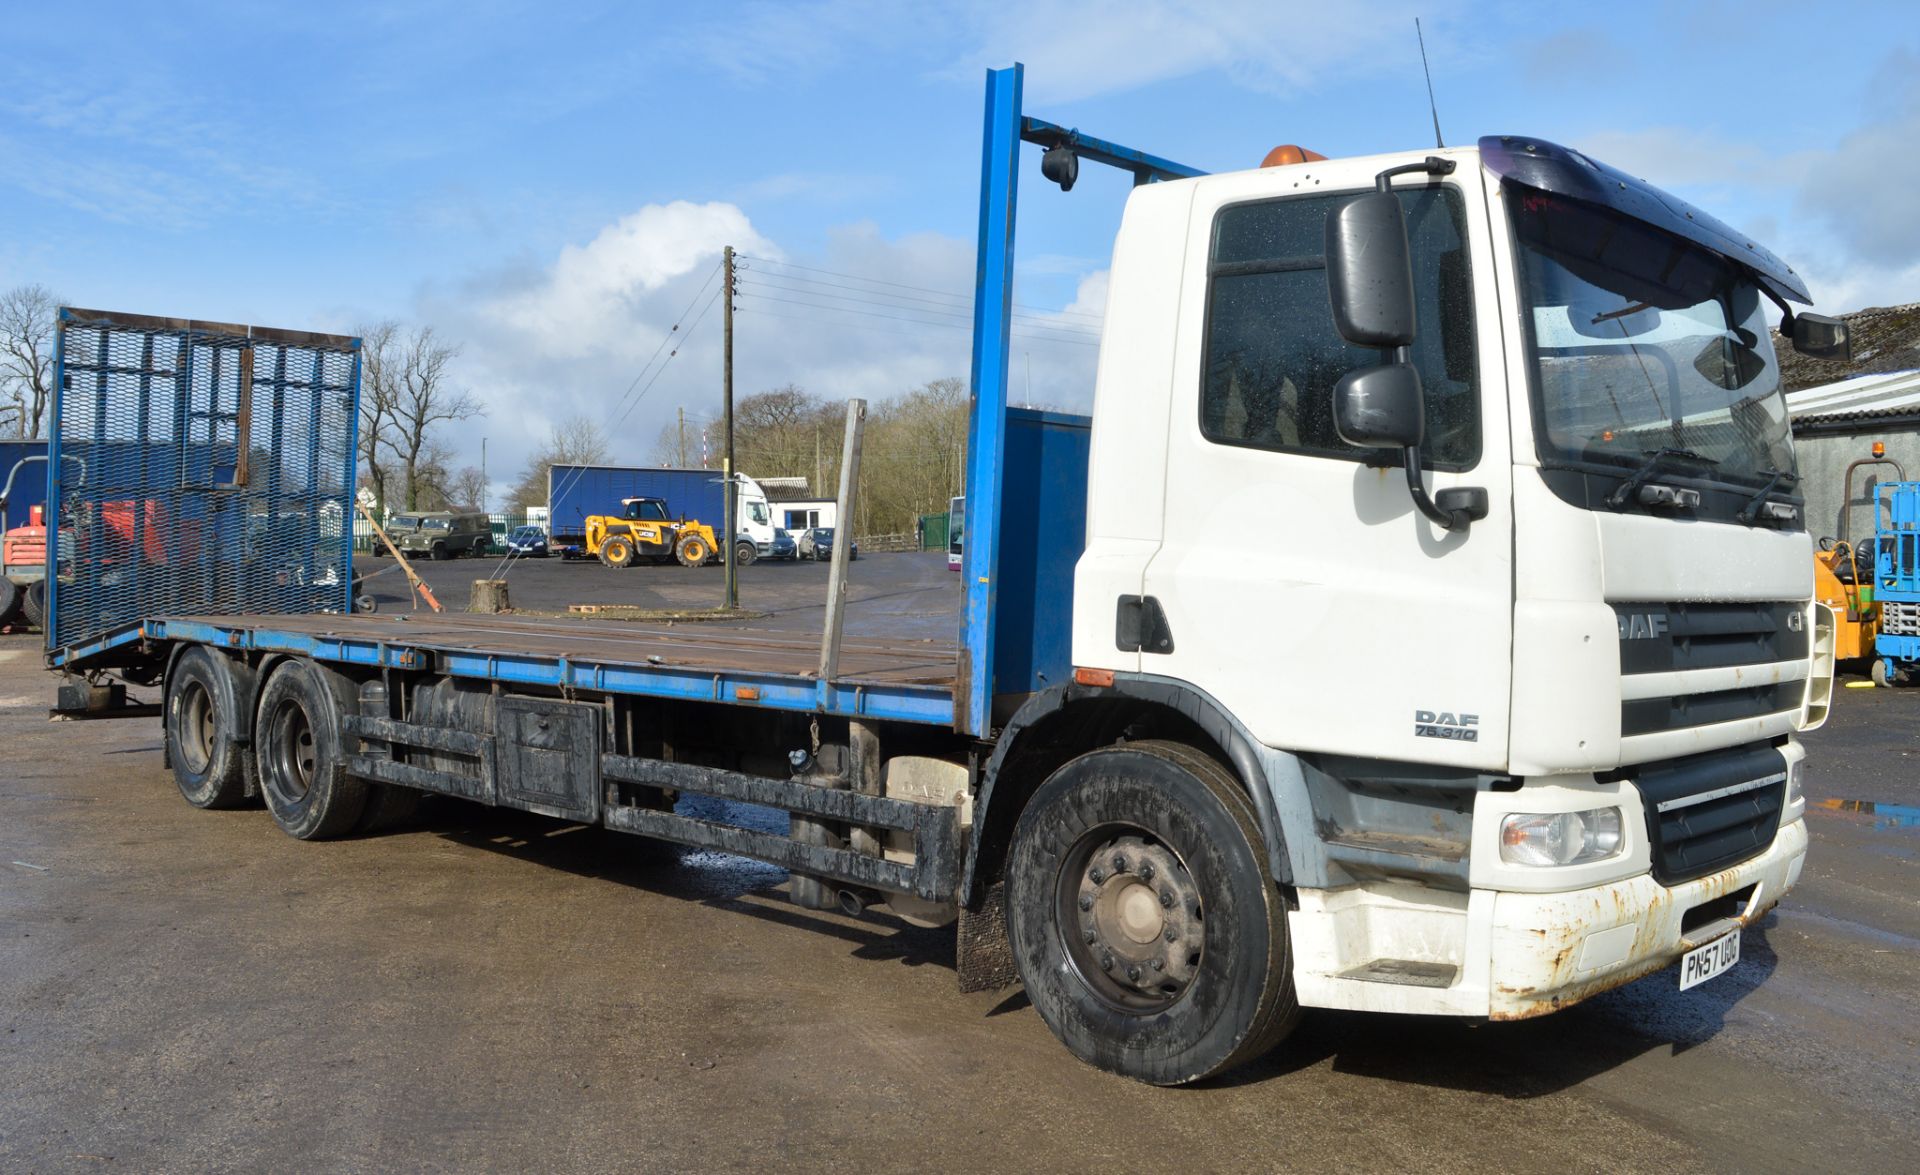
[469,579,511,614]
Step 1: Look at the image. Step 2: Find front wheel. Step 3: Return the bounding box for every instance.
[734,541,757,567]
[1005,740,1299,1085]
[676,535,712,567]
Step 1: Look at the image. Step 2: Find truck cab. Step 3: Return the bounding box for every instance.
[1069,135,1833,1020]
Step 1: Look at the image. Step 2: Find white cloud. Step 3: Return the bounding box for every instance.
[480,201,775,361]
[422,198,1104,493]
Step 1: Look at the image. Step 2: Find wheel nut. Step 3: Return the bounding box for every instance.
[1127,965,1141,982]
[1165,926,1178,943]
[1079,894,1093,912]
[1112,854,1127,873]
[1140,864,1154,881]
[1159,890,1173,908]
[1101,951,1114,971]
[1090,869,1105,884]
[1086,931,1098,945]
[1151,958,1164,971]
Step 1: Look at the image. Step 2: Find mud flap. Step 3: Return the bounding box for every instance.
[957,879,1017,993]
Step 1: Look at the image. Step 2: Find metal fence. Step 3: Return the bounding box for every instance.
[49,308,360,652]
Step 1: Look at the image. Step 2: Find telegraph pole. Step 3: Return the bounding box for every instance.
[722,246,738,610]
[677,407,687,467]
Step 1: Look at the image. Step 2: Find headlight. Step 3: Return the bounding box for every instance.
[1787,759,1804,807]
[1500,808,1624,867]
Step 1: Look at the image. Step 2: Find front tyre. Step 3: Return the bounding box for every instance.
[255,658,367,839]
[676,535,712,567]
[1005,740,1298,1085]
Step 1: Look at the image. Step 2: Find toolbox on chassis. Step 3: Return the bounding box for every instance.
[44,64,1843,1085]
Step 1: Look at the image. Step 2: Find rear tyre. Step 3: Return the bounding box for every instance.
[735,541,757,566]
[21,579,45,629]
[255,658,368,840]
[1005,740,1299,1085]
[601,535,637,569]
[0,576,19,626]
[165,646,254,809]
[676,535,712,567]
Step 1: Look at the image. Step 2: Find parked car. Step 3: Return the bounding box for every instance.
[505,524,549,558]
[391,511,492,560]
[799,526,857,561]
[769,527,798,560]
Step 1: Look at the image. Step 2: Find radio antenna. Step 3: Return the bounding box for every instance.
[1416,17,1444,149]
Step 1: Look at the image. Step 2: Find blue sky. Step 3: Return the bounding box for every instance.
[4,1,1917,494]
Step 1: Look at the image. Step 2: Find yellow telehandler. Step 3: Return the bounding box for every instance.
[583,496,718,568]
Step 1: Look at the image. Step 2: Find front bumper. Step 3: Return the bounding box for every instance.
[1485,814,1805,1019]
[1289,816,1807,1018]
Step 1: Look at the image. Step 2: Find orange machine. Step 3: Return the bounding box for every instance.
[1815,540,1875,661]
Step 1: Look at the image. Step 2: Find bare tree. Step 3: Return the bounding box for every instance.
[386,326,481,510]
[355,321,400,512]
[509,413,611,510]
[0,284,60,438]
[448,464,490,512]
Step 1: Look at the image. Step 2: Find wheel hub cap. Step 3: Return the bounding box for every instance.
[1069,834,1203,1006]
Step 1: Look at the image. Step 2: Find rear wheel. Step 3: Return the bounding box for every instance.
[1005,740,1298,1085]
[676,535,712,567]
[256,659,367,839]
[601,535,637,569]
[21,579,45,629]
[165,646,254,809]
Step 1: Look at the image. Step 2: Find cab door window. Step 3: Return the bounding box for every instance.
[1201,186,1480,469]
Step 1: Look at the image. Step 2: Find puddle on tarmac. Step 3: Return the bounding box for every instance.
[1815,798,1920,830]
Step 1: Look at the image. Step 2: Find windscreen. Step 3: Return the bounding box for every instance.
[1511,186,1795,488]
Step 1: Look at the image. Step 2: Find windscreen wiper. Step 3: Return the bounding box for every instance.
[1736,469,1800,525]
[1607,448,1718,510]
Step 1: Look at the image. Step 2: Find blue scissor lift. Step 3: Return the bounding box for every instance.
[1873,481,1920,684]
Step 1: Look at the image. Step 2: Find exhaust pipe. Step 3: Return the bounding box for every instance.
[836,887,880,918]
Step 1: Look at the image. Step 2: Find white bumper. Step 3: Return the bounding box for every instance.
[1290,816,1807,1018]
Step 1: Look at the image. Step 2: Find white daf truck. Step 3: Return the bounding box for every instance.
[44,64,1845,1086]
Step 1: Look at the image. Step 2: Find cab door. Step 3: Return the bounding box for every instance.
[1137,158,1514,769]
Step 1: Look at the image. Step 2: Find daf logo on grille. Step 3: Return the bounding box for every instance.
[1619,612,1670,640]
[1787,611,1805,632]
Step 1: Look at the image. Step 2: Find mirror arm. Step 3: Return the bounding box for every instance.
[1402,445,1468,531]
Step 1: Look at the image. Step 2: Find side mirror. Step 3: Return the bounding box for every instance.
[1334,362,1425,450]
[1787,311,1852,361]
[1325,191,1417,348]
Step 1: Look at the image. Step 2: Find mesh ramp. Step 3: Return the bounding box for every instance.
[48,308,360,663]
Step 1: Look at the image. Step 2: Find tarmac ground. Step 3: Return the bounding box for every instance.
[2,553,1916,1172]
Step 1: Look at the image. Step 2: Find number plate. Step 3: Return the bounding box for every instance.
[1678,931,1741,991]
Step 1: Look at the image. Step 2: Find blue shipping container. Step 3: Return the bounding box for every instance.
[547,465,730,545]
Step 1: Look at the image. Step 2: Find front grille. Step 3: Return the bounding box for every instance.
[1615,602,1806,674]
[1614,601,1805,740]
[1630,744,1787,884]
[1621,681,1805,736]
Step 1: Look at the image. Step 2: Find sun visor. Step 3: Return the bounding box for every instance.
[1479,135,1811,305]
